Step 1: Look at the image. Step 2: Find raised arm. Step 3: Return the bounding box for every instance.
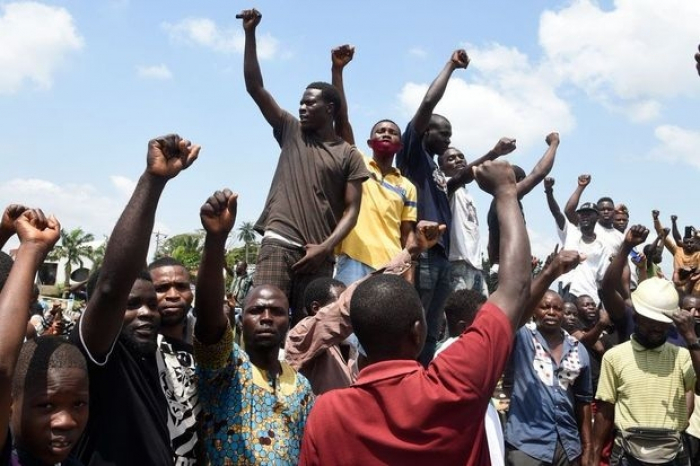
[446,137,516,194]
[516,132,559,199]
[240,9,284,129]
[474,161,531,329]
[520,248,583,326]
[0,204,28,250]
[601,225,648,322]
[564,174,590,226]
[411,50,469,134]
[81,135,199,358]
[543,177,566,230]
[196,190,238,345]
[0,209,59,452]
[671,215,683,247]
[292,179,363,275]
[331,44,355,145]
[652,210,676,254]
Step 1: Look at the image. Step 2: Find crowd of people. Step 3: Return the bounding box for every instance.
[1,10,699,466]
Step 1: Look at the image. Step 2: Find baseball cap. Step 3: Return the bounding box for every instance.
[631,278,679,323]
[576,202,598,213]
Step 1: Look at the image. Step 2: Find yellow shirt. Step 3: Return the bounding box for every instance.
[337,156,417,269]
[596,337,695,431]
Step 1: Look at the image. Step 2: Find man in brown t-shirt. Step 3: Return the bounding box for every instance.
[240,9,369,324]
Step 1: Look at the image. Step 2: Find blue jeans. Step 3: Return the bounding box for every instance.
[334,254,376,286]
[416,246,452,366]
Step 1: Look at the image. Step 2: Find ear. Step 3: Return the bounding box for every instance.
[411,319,426,355]
[456,319,468,334]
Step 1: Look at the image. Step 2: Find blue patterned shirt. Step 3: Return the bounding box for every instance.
[194,326,314,465]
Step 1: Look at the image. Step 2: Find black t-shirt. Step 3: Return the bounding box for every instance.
[69,326,173,466]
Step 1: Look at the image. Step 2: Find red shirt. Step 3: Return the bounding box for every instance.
[299,303,513,466]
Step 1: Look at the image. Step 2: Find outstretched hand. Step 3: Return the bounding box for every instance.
[544,177,555,190]
[237,8,261,31]
[624,224,649,248]
[450,49,470,69]
[492,137,516,157]
[578,174,591,187]
[15,209,60,252]
[0,204,29,237]
[332,44,355,69]
[652,209,660,220]
[200,189,238,237]
[146,135,200,180]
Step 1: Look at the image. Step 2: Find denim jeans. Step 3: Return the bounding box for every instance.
[416,246,452,366]
[334,254,376,286]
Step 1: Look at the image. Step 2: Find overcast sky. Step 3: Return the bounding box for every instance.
[1,0,699,266]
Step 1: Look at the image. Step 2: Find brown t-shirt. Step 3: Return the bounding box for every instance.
[255,111,369,245]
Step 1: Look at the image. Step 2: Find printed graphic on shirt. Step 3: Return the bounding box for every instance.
[432,167,448,194]
[157,335,200,465]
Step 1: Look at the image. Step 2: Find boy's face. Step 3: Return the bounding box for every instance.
[11,367,89,464]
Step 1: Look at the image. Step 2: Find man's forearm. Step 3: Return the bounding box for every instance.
[493,186,531,327]
[82,172,166,353]
[592,403,614,460]
[413,60,458,133]
[331,64,354,144]
[244,30,264,95]
[565,185,584,225]
[195,234,228,345]
[546,190,565,230]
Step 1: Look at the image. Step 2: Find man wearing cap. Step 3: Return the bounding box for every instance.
[557,201,613,304]
[591,225,700,466]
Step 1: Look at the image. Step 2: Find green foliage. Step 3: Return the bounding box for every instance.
[49,228,96,288]
[158,232,204,271]
[236,221,259,264]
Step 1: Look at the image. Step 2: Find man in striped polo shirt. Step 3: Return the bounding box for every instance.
[592,225,700,466]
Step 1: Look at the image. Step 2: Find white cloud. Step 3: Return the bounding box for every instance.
[398,43,575,156]
[408,47,427,59]
[136,64,173,80]
[0,1,83,94]
[539,0,700,120]
[0,176,172,259]
[0,176,135,238]
[162,18,279,59]
[650,125,700,170]
[109,175,137,198]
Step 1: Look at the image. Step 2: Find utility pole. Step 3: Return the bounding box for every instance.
[153,230,168,258]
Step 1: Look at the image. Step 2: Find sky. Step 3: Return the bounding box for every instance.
[1,0,699,267]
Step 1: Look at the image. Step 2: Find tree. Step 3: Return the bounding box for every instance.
[87,236,108,272]
[236,221,258,264]
[49,228,95,288]
[159,232,204,271]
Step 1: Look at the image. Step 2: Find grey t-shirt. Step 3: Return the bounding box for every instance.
[255,111,369,245]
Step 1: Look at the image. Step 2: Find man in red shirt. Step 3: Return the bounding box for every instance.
[299,159,532,465]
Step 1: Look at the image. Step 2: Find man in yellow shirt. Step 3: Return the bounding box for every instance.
[330,45,417,284]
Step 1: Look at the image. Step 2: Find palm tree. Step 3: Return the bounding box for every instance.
[237,221,257,263]
[50,228,95,288]
[160,232,204,271]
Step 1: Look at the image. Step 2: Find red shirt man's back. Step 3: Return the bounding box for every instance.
[299,303,513,466]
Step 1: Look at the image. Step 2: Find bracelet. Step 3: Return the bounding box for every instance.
[544,189,553,194]
[688,339,700,350]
